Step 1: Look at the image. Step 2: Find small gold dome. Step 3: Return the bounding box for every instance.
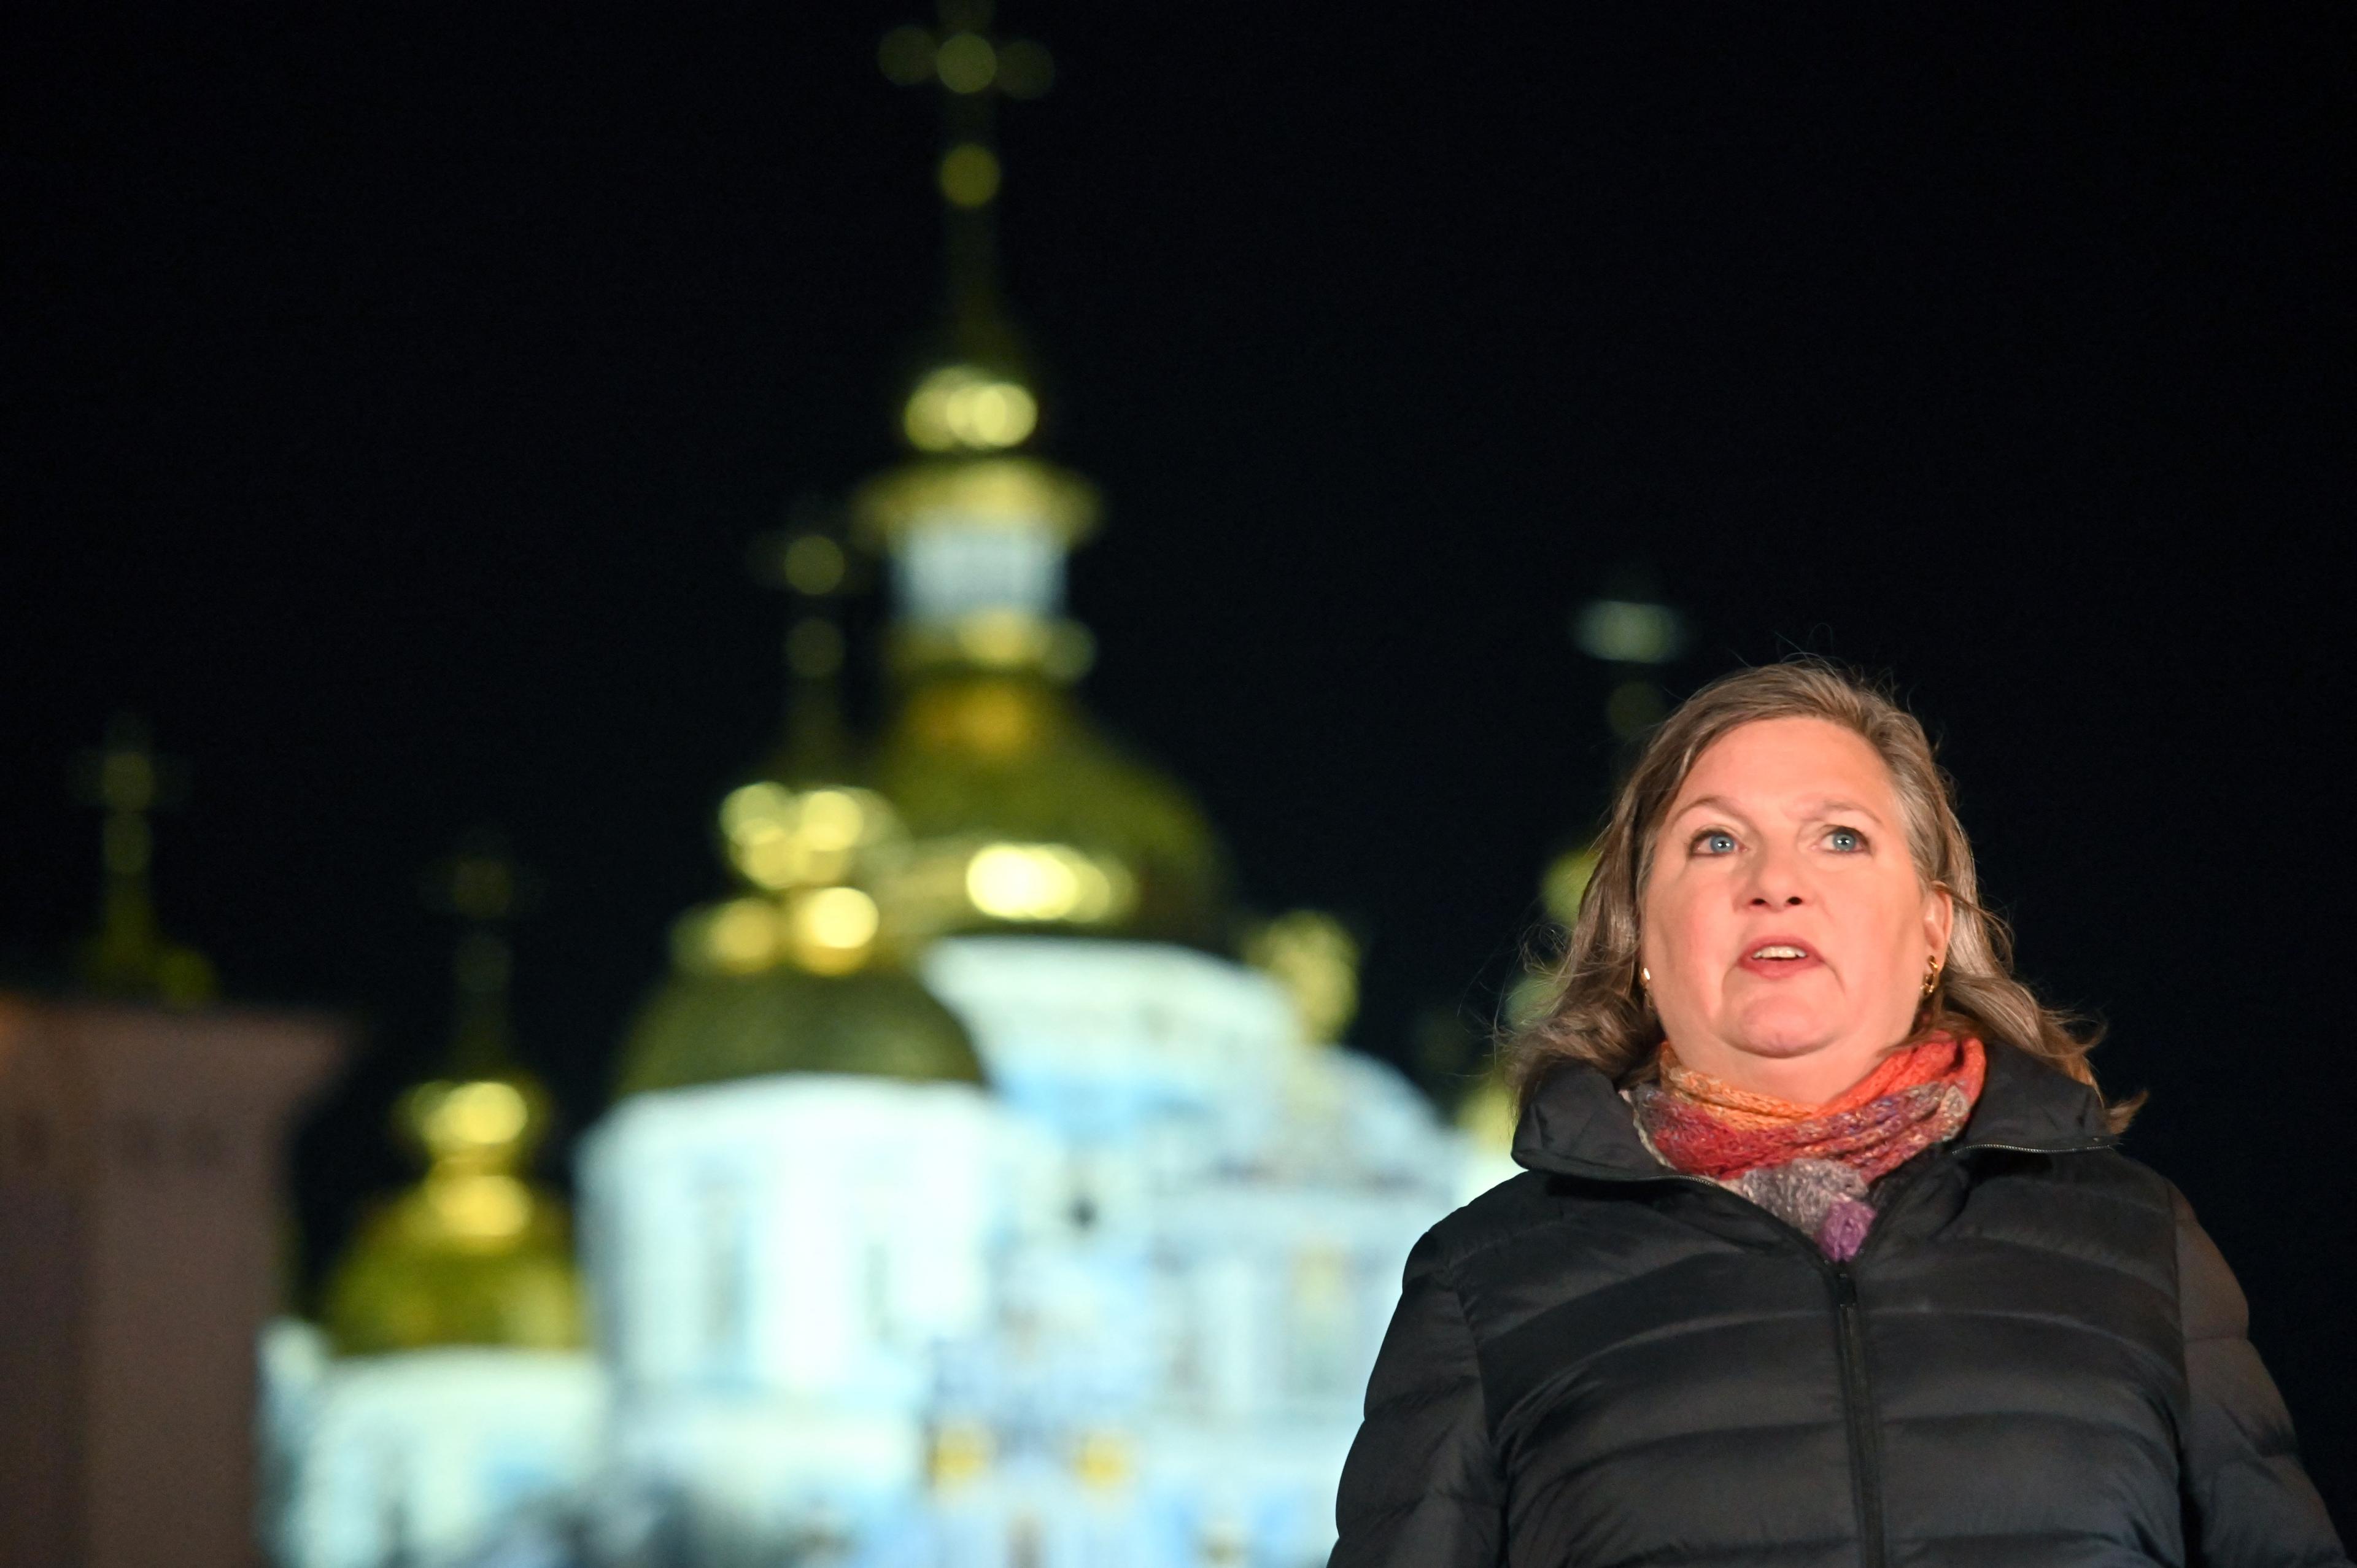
[614,963,985,1096]
[322,1072,585,1355]
[614,757,990,1096]
[322,1189,582,1355]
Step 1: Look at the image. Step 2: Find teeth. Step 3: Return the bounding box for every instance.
[1752,945,1806,960]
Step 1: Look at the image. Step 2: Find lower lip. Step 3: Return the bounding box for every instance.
[1736,952,1824,978]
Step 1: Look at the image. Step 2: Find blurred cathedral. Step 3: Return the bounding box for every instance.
[258,8,1499,1567]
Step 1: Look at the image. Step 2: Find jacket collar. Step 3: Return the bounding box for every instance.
[1953,1037,2115,1151]
[1511,1037,2113,1182]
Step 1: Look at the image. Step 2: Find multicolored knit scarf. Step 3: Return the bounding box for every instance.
[1630,1033,1986,1260]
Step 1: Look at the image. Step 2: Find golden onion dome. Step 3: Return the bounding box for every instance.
[323,1072,584,1354]
[850,447,1228,949]
[611,778,987,1095]
[322,844,586,1356]
[867,670,1226,948]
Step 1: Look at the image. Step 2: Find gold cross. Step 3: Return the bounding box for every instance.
[72,716,214,1004]
[878,2,1054,326]
[77,714,184,880]
[422,832,538,1075]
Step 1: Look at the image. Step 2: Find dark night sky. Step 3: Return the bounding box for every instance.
[5,3,2353,1515]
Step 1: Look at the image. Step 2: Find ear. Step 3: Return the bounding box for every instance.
[1921,882,1955,965]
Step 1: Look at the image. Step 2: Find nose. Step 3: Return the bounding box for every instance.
[1740,841,1809,908]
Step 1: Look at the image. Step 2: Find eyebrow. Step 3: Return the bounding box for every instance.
[1669,794,1890,825]
[1798,796,1889,824]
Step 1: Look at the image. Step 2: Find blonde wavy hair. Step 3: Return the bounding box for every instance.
[1507,657,2134,1131]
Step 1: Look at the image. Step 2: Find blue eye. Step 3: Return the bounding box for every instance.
[1695,830,1738,855]
[1827,827,1865,852]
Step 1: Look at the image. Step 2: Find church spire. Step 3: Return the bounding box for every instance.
[880,1,1054,350]
[849,6,1226,946]
[756,500,858,787]
[422,832,532,1078]
[73,714,216,1006]
[880,1,1054,455]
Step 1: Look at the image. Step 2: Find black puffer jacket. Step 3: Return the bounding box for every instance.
[1331,1044,2346,1567]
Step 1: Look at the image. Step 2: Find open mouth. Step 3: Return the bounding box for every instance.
[1737,940,1822,977]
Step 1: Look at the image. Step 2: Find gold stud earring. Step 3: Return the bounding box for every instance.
[1639,965,1652,988]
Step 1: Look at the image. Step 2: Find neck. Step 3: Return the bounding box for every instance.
[1665,1035,1897,1106]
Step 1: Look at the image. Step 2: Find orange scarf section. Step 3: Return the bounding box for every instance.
[1633,1033,1987,1259]
[1647,1032,1987,1184]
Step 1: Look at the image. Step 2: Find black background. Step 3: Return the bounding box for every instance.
[4,4,2351,1522]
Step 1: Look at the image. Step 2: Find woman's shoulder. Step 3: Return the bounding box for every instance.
[1410,1167,1666,1290]
[1967,1139,2177,1219]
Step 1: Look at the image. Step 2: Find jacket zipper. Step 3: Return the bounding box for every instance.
[1552,1134,2111,1567]
[1658,1159,1929,1568]
[1811,1156,1960,1568]
[1629,1168,1905,1566]
[1827,1264,1886,1568]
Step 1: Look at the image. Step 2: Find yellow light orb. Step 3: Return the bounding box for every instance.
[100,750,158,811]
[1541,843,1600,928]
[719,780,795,841]
[939,142,1002,208]
[735,828,810,892]
[933,31,996,93]
[904,363,1036,452]
[781,533,846,595]
[1073,1429,1132,1491]
[951,376,1032,446]
[432,1079,528,1150]
[966,843,1080,922]
[952,608,1055,671]
[704,898,781,973]
[798,789,869,852]
[423,1170,533,1246]
[931,1421,994,1488]
[1064,859,1117,923]
[1246,910,1361,1043]
[1457,1072,1519,1155]
[788,886,880,975]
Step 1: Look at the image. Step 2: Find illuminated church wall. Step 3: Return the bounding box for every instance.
[570,952,1463,1568]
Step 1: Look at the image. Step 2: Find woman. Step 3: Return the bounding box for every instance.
[1330,660,2344,1567]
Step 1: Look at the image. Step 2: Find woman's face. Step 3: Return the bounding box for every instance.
[1639,716,1954,1102]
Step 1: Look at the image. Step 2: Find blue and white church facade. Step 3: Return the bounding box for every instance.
[578,937,1474,1568]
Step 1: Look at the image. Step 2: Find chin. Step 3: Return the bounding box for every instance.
[1728,1005,1841,1060]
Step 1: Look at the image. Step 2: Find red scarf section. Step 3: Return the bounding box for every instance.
[1641,1032,1987,1184]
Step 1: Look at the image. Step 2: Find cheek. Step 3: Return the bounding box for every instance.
[1832,881,1930,976]
[1643,875,1730,969]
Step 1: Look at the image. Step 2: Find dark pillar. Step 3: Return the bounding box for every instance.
[0,997,341,1568]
